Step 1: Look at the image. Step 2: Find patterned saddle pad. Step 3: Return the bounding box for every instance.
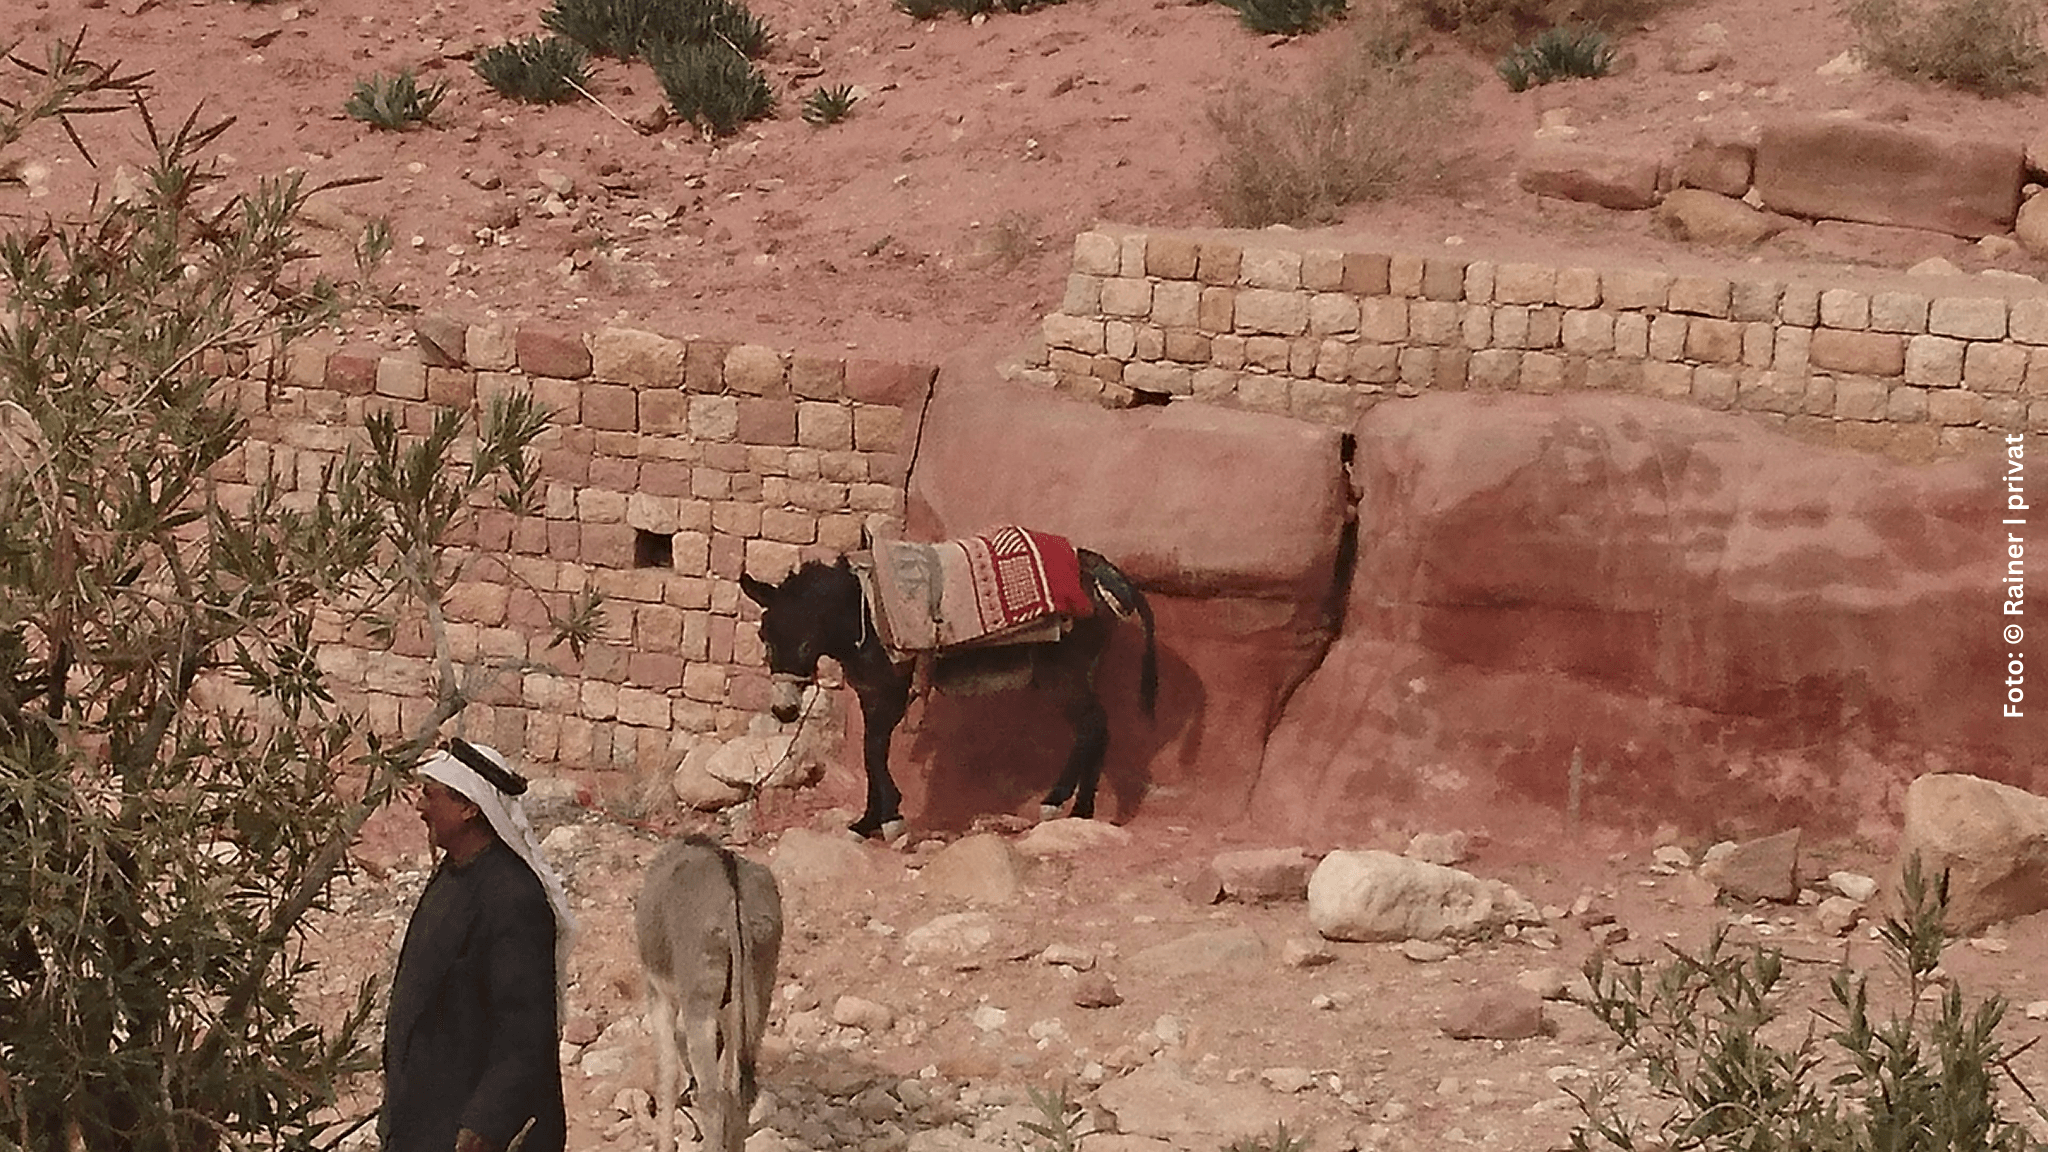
[854,526,1093,658]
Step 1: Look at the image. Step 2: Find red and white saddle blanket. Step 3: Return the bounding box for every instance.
[854,526,1093,659]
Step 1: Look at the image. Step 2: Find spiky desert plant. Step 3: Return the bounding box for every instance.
[652,40,774,135]
[343,69,448,129]
[801,84,859,125]
[545,0,771,59]
[542,0,664,58]
[473,34,592,103]
[1224,0,1348,35]
[1495,24,1616,89]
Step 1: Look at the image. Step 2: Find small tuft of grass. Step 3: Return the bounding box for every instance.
[1845,0,2048,95]
[651,41,774,136]
[1019,1084,1090,1152]
[892,0,1066,20]
[544,0,772,61]
[1202,10,1472,226]
[1496,23,1616,90]
[1221,0,1348,35]
[343,70,448,130]
[473,35,593,104]
[1225,1122,1314,1152]
[801,84,860,125]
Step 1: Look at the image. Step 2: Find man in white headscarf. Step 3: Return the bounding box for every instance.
[380,740,578,1152]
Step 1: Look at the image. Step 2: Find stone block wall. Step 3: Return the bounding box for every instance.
[1032,225,2048,462]
[223,315,930,778]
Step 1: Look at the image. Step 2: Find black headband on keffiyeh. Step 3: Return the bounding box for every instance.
[444,737,529,796]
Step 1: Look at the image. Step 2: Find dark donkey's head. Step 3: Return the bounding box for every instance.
[739,557,865,722]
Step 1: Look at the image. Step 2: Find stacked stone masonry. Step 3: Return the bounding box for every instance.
[1037,226,2048,461]
[224,316,928,776]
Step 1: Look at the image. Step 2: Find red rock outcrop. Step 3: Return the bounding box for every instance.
[1754,117,2024,238]
[867,373,1349,829]
[1254,393,2033,845]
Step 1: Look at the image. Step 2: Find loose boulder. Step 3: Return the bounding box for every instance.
[1754,117,2024,238]
[1656,189,1791,246]
[1896,773,2048,931]
[1307,850,1539,942]
[1517,142,1663,211]
[1255,393,2031,841]
[1697,828,1801,903]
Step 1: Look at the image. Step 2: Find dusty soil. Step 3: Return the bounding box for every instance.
[12,0,2048,1146]
[7,0,2048,373]
[309,792,2048,1152]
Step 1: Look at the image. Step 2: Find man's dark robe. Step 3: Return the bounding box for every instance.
[382,838,566,1152]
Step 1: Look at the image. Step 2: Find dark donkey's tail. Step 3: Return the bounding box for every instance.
[1081,551,1159,717]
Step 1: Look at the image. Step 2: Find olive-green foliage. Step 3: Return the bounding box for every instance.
[652,40,774,135]
[801,84,860,125]
[543,0,771,60]
[1221,0,1348,36]
[1202,11,1471,226]
[1845,0,2048,95]
[1496,23,1616,90]
[474,34,593,103]
[344,69,448,129]
[0,35,604,1152]
[1567,857,2043,1152]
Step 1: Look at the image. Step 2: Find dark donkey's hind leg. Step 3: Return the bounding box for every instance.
[1041,682,1111,820]
[850,670,912,839]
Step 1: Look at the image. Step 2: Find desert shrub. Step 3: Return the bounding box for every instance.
[344,68,447,129]
[544,0,771,61]
[474,34,593,103]
[652,40,774,135]
[1221,0,1349,35]
[1020,1085,1091,1152]
[1567,857,2043,1151]
[801,84,860,125]
[1496,23,1616,89]
[0,35,603,1152]
[893,0,1066,21]
[1845,0,2048,95]
[1201,15,1472,226]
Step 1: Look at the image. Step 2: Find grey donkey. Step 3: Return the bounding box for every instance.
[634,835,784,1152]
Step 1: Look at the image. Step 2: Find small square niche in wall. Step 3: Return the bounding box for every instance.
[633,529,673,569]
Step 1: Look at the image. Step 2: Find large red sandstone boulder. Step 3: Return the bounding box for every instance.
[866,374,1349,829]
[1254,393,2032,844]
[1516,142,1662,211]
[1754,117,2024,238]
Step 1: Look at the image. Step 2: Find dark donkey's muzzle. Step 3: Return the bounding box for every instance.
[768,672,808,722]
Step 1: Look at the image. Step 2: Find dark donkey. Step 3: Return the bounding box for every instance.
[739,547,1157,839]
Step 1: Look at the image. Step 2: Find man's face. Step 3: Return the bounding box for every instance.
[415,779,480,852]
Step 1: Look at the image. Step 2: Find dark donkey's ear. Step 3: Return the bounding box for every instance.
[739,572,776,608]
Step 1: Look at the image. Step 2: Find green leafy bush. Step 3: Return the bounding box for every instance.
[652,40,774,135]
[344,68,448,129]
[1845,0,2047,95]
[1496,23,1616,90]
[1222,0,1348,35]
[1202,13,1472,225]
[474,34,593,103]
[801,84,860,125]
[0,35,603,1152]
[1568,857,2043,1151]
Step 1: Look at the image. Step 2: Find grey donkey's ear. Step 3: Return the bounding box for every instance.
[739,572,775,607]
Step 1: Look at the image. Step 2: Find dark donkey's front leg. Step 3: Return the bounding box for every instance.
[850,667,912,838]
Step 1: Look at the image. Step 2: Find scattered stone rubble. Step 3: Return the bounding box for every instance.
[309,788,2048,1152]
